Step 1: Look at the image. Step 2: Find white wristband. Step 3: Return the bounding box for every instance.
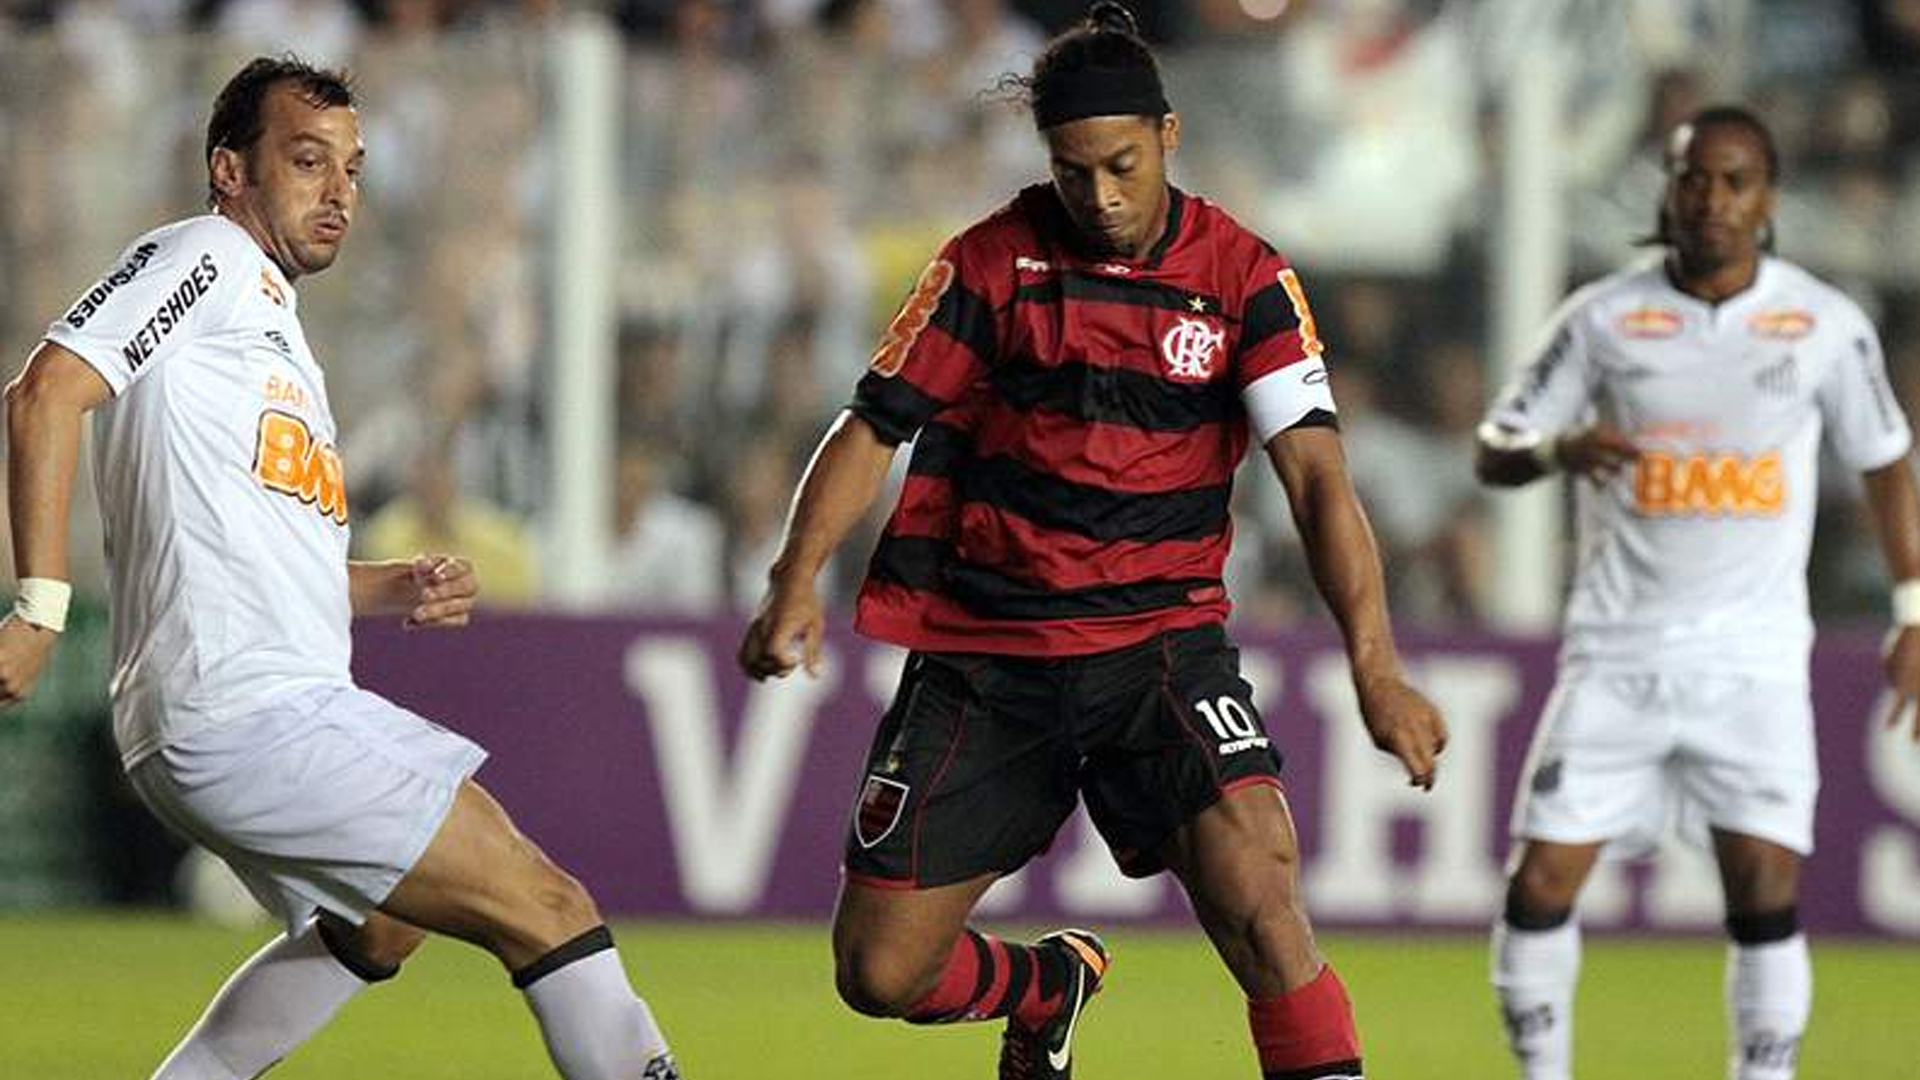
[1894,579,1920,627]
[14,577,72,633]
[1528,434,1560,474]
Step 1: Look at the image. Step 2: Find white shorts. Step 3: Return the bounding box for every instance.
[129,684,487,934]
[1510,668,1818,858]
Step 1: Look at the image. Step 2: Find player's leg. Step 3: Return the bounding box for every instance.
[1077,625,1350,1079]
[377,778,679,1080]
[1713,830,1807,1080]
[1491,669,1674,1080]
[1492,839,1603,1080]
[834,650,1098,1078]
[830,873,998,1017]
[148,912,427,1080]
[1160,784,1363,1080]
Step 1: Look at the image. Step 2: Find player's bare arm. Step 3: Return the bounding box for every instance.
[1861,457,1920,739]
[1475,420,1641,487]
[738,410,896,681]
[0,343,112,708]
[348,555,479,629]
[1266,424,1448,788]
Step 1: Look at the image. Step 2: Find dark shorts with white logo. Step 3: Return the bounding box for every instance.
[843,624,1284,889]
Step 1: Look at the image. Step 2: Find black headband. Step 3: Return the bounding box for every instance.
[1032,67,1170,130]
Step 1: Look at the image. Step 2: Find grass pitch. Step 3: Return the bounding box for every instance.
[3,914,1915,1079]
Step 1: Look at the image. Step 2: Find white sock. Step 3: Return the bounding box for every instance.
[1726,934,1810,1080]
[150,922,371,1080]
[1491,919,1581,1080]
[519,932,677,1080]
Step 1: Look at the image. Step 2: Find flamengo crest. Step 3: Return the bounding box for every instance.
[1162,316,1225,380]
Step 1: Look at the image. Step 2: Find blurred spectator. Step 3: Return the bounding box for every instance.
[605,439,726,613]
[717,435,813,608]
[1260,0,1477,273]
[357,441,542,607]
[213,0,363,64]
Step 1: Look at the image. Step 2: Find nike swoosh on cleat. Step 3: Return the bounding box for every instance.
[1047,965,1086,1072]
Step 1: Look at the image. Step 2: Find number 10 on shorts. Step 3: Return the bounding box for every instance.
[1195,695,1269,755]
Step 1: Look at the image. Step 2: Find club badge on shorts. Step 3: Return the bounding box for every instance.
[855,775,910,848]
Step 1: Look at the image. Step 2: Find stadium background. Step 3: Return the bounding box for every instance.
[2,1,1919,1077]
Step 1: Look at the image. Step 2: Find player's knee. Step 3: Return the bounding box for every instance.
[355,917,429,970]
[318,914,423,981]
[1504,877,1575,930]
[833,945,932,1018]
[525,864,603,943]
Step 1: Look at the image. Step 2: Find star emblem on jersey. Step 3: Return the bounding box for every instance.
[1188,296,1208,313]
[1161,317,1224,381]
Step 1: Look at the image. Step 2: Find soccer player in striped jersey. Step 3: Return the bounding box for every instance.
[1477,106,1920,1080]
[738,5,1448,1078]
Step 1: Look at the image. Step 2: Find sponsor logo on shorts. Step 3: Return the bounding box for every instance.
[1531,758,1563,795]
[855,775,909,848]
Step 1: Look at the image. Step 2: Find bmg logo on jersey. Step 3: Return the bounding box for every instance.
[1633,450,1783,517]
[253,410,348,525]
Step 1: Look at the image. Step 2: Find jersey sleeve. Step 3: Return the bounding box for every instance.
[42,219,245,396]
[848,234,1001,445]
[1481,292,1600,436]
[1235,249,1334,441]
[1817,305,1912,471]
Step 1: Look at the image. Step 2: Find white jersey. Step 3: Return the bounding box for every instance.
[45,215,354,766]
[1485,255,1911,679]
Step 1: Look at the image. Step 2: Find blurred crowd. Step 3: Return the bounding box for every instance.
[5,0,1920,628]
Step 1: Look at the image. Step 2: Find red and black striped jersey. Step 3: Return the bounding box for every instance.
[850,183,1332,656]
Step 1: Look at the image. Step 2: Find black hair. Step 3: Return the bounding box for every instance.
[1010,2,1165,124]
[205,55,355,208]
[1647,104,1780,251]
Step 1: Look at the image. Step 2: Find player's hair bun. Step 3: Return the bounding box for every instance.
[1085,1,1141,38]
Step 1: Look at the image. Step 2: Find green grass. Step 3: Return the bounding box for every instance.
[2,914,1915,1078]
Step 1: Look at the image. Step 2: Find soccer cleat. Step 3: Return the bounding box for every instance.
[998,929,1110,1080]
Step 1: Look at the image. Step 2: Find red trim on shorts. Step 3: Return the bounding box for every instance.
[844,870,922,891]
[910,694,970,886]
[1221,775,1282,797]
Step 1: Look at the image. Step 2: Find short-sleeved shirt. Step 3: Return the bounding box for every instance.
[1483,255,1912,679]
[849,184,1335,657]
[45,215,353,766]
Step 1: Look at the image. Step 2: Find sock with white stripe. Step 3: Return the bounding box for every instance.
[1491,916,1580,1080]
[149,920,380,1080]
[515,926,679,1079]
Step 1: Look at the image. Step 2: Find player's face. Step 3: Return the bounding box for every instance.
[1044,113,1180,259]
[1664,122,1774,275]
[218,83,363,279]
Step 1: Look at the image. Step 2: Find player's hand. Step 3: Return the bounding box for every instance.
[0,614,60,710]
[1882,626,1920,741]
[1555,423,1640,481]
[738,577,824,681]
[403,554,478,629]
[1355,672,1449,790]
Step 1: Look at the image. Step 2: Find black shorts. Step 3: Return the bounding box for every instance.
[843,624,1284,889]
